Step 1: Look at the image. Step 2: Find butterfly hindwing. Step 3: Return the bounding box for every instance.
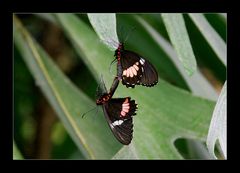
[139,58,158,87]
[102,97,137,145]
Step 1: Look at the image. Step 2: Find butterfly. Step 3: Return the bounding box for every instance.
[96,77,138,145]
[114,42,158,88]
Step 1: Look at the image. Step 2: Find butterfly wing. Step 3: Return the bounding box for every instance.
[102,97,137,145]
[139,58,158,87]
[120,50,158,87]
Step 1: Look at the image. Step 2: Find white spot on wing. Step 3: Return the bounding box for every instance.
[140,58,145,65]
[112,120,124,126]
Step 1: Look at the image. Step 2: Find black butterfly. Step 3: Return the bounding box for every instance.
[114,43,158,88]
[96,77,137,145]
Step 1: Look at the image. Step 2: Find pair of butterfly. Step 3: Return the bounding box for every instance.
[95,43,158,145]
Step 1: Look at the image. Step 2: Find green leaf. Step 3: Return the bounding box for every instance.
[112,80,215,159]
[55,14,114,88]
[135,15,218,101]
[203,13,226,42]
[13,141,23,160]
[55,13,216,159]
[183,14,226,83]
[207,81,227,159]
[14,16,121,159]
[87,13,119,51]
[162,13,197,76]
[189,13,226,66]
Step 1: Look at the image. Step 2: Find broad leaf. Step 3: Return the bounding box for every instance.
[55,13,216,159]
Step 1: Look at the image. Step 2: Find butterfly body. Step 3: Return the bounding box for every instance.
[96,93,111,105]
[114,43,158,88]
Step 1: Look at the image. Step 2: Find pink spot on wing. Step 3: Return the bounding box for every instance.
[131,67,137,76]
[123,105,130,109]
[133,64,139,71]
[120,98,131,117]
[121,111,126,116]
[128,68,133,77]
[126,69,130,77]
[122,107,129,113]
[123,98,129,103]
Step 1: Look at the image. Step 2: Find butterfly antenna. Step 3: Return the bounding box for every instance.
[93,106,100,123]
[118,25,126,43]
[124,27,136,43]
[81,106,97,118]
[99,74,104,90]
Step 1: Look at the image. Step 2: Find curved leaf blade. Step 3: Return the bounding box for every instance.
[207,81,227,159]
[87,13,119,51]
[189,13,226,66]
[162,13,197,76]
